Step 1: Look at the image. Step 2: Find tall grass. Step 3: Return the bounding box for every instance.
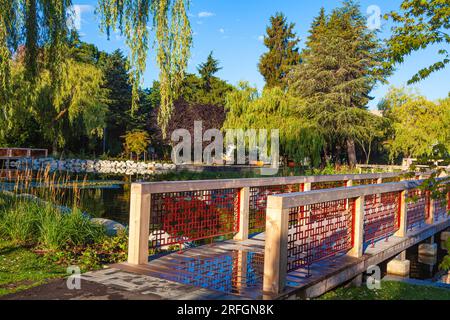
[0,193,106,250]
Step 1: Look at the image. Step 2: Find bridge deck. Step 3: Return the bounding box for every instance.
[111,218,450,300]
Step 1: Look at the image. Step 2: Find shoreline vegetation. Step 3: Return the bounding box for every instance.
[0,191,129,296]
[318,281,450,300]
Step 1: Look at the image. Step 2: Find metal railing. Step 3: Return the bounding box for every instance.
[0,147,48,159]
[263,180,449,294]
[127,172,421,265]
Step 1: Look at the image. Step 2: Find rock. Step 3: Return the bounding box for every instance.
[91,218,126,236]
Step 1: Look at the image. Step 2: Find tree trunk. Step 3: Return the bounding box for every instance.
[52,138,58,157]
[346,139,357,167]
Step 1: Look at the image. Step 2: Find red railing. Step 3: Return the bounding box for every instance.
[0,147,48,158]
[406,189,429,230]
[286,198,355,273]
[363,191,401,245]
[149,189,240,249]
[249,184,302,234]
[263,179,449,294]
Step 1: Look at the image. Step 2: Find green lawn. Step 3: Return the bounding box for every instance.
[318,281,450,300]
[0,240,66,296]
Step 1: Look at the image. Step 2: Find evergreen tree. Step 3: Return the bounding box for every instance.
[258,13,301,89]
[288,1,390,166]
[197,51,222,91]
[98,49,133,156]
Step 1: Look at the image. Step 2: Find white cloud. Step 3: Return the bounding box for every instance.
[198,11,215,18]
[68,5,94,30]
[219,28,225,34]
[258,35,264,42]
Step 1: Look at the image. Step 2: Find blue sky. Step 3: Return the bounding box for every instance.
[73,0,449,109]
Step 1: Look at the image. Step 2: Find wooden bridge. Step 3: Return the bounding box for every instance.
[115,171,450,299]
[0,148,48,160]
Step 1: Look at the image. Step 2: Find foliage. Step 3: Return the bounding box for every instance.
[0,47,109,154]
[318,280,450,300]
[179,73,234,107]
[386,0,450,84]
[98,0,192,137]
[383,87,450,159]
[123,130,150,157]
[287,1,390,165]
[223,82,325,166]
[197,51,222,91]
[258,12,300,89]
[167,100,227,146]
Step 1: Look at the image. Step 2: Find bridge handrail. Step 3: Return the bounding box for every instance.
[263,179,449,295]
[127,171,427,265]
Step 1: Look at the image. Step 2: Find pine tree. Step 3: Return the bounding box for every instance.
[287,1,390,166]
[258,13,301,89]
[197,51,222,91]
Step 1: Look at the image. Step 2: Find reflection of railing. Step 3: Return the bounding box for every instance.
[0,147,48,159]
[263,180,449,294]
[127,172,421,264]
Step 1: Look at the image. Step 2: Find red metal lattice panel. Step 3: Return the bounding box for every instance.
[149,189,240,248]
[363,192,400,245]
[433,190,449,222]
[311,181,346,190]
[406,189,429,230]
[287,199,355,272]
[249,184,301,233]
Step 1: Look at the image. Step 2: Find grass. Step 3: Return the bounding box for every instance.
[0,240,66,296]
[0,192,129,297]
[318,281,450,300]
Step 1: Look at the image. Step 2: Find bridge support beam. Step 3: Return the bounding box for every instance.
[387,251,410,277]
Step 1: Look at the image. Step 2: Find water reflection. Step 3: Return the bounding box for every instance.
[148,250,264,298]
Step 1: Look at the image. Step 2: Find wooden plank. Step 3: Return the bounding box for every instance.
[137,172,403,194]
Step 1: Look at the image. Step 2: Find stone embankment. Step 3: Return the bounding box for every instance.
[8,158,176,175]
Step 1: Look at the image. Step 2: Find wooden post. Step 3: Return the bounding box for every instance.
[303,182,312,192]
[395,190,408,237]
[427,194,435,225]
[263,196,288,295]
[234,187,250,241]
[128,184,151,265]
[348,195,365,258]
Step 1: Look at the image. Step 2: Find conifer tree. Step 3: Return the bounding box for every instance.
[197,52,222,92]
[288,1,390,166]
[258,13,301,89]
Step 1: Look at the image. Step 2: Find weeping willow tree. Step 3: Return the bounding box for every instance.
[0,0,192,139]
[223,82,325,167]
[98,0,192,137]
[0,0,72,128]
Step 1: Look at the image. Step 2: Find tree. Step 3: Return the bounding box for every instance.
[179,73,234,107]
[197,52,222,91]
[224,82,325,167]
[287,1,390,166]
[383,88,450,159]
[258,12,300,89]
[123,130,150,160]
[386,0,450,84]
[98,49,133,156]
[0,1,193,140]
